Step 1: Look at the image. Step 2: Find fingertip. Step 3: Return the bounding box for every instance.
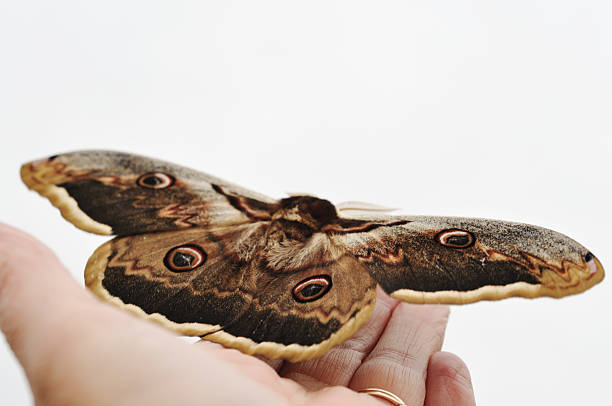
[0,223,73,298]
[375,286,399,307]
[429,352,472,386]
[0,223,65,274]
[0,222,32,238]
[0,223,89,356]
[398,301,450,318]
[425,352,476,406]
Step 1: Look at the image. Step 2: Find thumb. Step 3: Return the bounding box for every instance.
[0,223,298,406]
[0,223,95,371]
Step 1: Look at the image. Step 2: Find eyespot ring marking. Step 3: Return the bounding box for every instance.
[137,172,175,189]
[436,229,475,248]
[292,275,332,303]
[164,244,207,272]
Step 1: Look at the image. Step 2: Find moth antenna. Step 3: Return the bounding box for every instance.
[285,191,316,197]
[336,201,398,213]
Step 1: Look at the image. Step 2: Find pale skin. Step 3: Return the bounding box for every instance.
[0,223,476,406]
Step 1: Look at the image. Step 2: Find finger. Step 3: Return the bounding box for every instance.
[254,354,284,372]
[195,339,285,372]
[0,223,97,365]
[278,287,398,389]
[349,302,450,406]
[424,352,476,406]
[195,339,285,377]
[0,224,307,406]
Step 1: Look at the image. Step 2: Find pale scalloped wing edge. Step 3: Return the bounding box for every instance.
[20,163,112,235]
[85,241,375,363]
[391,257,605,305]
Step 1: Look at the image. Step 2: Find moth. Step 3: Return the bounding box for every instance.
[21,151,605,362]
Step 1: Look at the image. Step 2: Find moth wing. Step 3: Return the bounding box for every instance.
[21,150,277,235]
[330,215,604,304]
[88,224,377,362]
[86,225,261,337]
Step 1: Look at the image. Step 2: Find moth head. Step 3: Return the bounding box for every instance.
[276,196,338,229]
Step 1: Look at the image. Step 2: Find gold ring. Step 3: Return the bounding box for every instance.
[358,388,406,406]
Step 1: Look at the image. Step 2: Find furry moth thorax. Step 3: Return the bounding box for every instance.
[21,150,605,362]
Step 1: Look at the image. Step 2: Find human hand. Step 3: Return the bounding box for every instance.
[0,223,476,406]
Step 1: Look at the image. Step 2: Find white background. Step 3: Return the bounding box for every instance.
[1,1,610,405]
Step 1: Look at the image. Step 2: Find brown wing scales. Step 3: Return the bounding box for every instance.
[21,151,605,360]
[332,216,604,304]
[21,151,278,235]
